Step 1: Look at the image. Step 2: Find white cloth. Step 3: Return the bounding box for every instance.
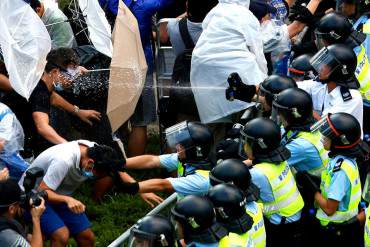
[298,80,364,131]
[261,20,290,53]
[0,0,51,100]
[190,0,268,123]
[18,140,95,195]
[0,103,24,154]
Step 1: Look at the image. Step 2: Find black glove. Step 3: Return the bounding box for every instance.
[116,182,139,195]
[216,139,240,160]
[226,72,256,102]
[288,4,314,25]
[296,171,320,198]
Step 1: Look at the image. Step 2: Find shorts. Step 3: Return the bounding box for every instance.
[0,152,29,179]
[130,73,157,127]
[31,202,91,236]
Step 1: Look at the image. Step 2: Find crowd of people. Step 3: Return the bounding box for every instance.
[1,0,370,246]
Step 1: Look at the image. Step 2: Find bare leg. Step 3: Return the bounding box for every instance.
[128,126,147,157]
[50,227,69,247]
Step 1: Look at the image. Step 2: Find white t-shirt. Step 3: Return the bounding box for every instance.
[19,140,95,195]
[297,80,363,131]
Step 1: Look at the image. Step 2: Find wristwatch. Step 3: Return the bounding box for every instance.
[74,105,80,114]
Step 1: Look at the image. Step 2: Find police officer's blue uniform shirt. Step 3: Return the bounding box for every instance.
[282,130,323,173]
[325,155,352,210]
[159,153,210,197]
[250,167,302,224]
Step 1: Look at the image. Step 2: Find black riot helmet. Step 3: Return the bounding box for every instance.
[272,88,314,131]
[128,215,176,247]
[240,118,291,163]
[315,12,353,48]
[171,195,228,244]
[208,184,254,235]
[288,54,315,81]
[209,159,259,202]
[259,75,297,109]
[165,121,214,165]
[310,44,359,88]
[311,113,361,150]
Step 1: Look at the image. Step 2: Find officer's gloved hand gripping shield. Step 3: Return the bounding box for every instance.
[310,47,342,79]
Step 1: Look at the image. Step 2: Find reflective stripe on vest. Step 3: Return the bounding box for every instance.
[296,131,329,177]
[365,205,370,247]
[218,231,253,247]
[246,202,266,247]
[316,160,361,226]
[254,161,304,218]
[355,44,370,100]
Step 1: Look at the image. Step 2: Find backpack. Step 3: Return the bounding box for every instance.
[169,18,200,118]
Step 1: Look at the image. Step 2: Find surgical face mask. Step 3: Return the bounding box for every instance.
[53,81,64,92]
[82,168,94,178]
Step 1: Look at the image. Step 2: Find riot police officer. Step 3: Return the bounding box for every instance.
[128,215,176,247]
[171,195,228,246]
[288,54,315,81]
[273,88,329,178]
[208,184,254,247]
[210,159,266,247]
[124,121,214,199]
[240,118,304,247]
[298,44,363,129]
[297,113,368,247]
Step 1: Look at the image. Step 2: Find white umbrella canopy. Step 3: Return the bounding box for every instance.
[0,0,51,100]
[78,0,113,57]
[107,1,147,132]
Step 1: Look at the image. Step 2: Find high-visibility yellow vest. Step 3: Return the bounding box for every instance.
[316,159,361,226]
[219,231,253,247]
[355,44,370,100]
[365,205,370,247]
[246,202,266,247]
[253,161,304,218]
[177,161,210,178]
[296,131,329,177]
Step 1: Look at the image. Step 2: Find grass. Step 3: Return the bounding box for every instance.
[70,131,167,247]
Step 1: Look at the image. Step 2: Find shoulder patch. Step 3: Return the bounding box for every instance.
[340,86,352,102]
[333,158,344,172]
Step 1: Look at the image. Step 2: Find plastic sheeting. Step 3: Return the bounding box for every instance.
[190,0,268,123]
[78,0,113,57]
[107,1,147,132]
[0,0,51,100]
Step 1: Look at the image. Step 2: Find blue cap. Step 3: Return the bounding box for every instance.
[249,0,277,21]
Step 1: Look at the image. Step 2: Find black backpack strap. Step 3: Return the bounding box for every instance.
[178,18,195,49]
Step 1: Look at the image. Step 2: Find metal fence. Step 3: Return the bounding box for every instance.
[107,193,178,247]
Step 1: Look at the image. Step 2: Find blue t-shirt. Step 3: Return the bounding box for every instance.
[324,155,353,211]
[159,153,210,197]
[250,166,301,224]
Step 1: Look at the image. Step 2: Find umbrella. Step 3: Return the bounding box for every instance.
[107,1,148,132]
[0,0,51,100]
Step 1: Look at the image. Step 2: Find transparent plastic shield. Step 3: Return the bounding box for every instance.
[310,47,341,78]
[165,121,193,152]
[310,115,336,139]
[128,236,153,247]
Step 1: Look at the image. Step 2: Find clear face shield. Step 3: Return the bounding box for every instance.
[310,114,337,140]
[165,121,193,154]
[128,229,170,247]
[239,130,267,159]
[310,47,341,80]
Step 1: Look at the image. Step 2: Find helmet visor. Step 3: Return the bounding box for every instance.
[310,114,338,140]
[165,121,193,152]
[270,102,282,126]
[310,47,341,79]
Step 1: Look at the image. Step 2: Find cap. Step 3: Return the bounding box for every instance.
[249,0,277,21]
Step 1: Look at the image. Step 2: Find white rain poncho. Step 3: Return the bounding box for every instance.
[0,103,25,154]
[0,0,51,100]
[78,0,113,57]
[190,0,268,123]
[41,0,77,49]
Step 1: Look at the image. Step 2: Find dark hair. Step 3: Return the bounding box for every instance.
[29,0,42,12]
[45,48,80,73]
[87,144,121,171]
[0,179,22,215]
[187,0,218,22]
